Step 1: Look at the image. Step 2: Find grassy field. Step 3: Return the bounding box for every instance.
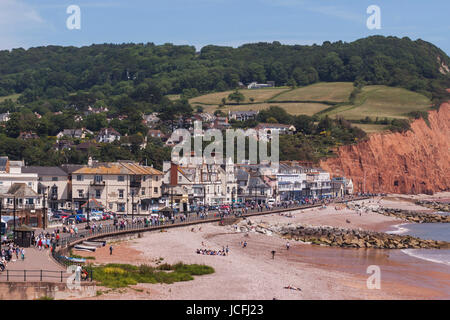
[274,82,354,102]
[0,94,20,103]
[323,85,432,120]
[188,82,431,134]
[190,87,290,105]
[202,102,330,116]
[351,123,389,133]
[166,94,181,101]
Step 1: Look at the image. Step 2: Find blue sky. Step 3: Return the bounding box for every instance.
[1,0,449,54]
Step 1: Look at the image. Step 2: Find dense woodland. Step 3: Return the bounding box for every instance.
[0,36,449,167]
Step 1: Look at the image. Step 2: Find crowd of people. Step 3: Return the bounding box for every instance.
[0,244,26,271]
[196,248,228,256]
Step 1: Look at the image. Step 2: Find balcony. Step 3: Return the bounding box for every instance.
[90,180,106,187]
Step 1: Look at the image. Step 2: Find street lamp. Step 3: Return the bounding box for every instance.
[42,186,48,230]
[13,196,16,231]
[0,197,3,239]
[86,186,91,227]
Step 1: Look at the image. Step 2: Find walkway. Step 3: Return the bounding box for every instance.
[1,197,368,283]
[0,247,67,282]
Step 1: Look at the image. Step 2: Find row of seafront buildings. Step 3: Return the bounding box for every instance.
[0,156,353,223]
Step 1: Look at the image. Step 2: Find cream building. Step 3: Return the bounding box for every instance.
[22,166,70,211]
[0,157,39,194]
[71,161,163,215]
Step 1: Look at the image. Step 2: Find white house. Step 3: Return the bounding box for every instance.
[0,157,39,194]
[96,128,121,143]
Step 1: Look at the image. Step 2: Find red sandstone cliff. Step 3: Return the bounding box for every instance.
[320,101,450,194]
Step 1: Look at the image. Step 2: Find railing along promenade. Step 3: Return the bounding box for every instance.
[52,197,369,267]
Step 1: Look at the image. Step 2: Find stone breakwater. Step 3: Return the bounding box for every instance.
[374,208,449,223]
[415,200,450,213]
[231,220,450,249]
[345,202,449,223]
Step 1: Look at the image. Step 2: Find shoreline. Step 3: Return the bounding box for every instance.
[76,196,450,300]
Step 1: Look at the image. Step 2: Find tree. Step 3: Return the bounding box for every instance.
[227,90,245,104]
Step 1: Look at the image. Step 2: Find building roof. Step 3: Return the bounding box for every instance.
[59,164,85,174]
[236,169,249,181]
[6,183,39,198]
[73,162,162,175]
[22,166,67,176]
[97,128,121,136]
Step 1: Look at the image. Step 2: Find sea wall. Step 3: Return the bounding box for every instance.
[320,101,450,194]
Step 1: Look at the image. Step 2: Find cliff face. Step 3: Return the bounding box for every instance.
[320,101,450,194]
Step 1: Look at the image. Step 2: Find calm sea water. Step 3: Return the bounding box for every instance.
[387,222,450,266]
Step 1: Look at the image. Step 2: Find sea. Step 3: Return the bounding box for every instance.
[386,214,450,266]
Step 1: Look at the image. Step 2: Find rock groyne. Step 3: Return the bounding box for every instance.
[232,220,450,249]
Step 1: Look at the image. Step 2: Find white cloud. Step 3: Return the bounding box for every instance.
[0,0,46,50]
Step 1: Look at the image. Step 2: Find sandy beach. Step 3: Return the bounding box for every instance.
[78,196,450,300]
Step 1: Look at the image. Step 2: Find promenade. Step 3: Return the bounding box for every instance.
[0,197,367,283]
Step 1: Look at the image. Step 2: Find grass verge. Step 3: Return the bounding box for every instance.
[87,263,214,288]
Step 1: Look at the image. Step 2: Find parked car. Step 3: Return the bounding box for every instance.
[90,214,102,221]
[101,212,112,220]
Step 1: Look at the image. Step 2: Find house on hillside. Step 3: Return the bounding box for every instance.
[247,81,275,89]
[147,129,164,139]
[255,123,296,140]
[53,140,75,151]
[212,117,230,130]
[0,112,10,123]
[96,128,121,143]
[143,113,160,127]
[56,128,93,141]
[18,132,39,140]
[228,110,259,122]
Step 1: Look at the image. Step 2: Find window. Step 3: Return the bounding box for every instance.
[155,176,158,182]
[143,176,146,182]
[95,190,101,199]
[141,188,145,196]
[117,203,125,212]
[28,182,32,187]
[78,190,84,198]
[94,175,103,183]
[52,177,58,181]
[118,175,125,182]
[154,187,158,193]
[118,189,124,199]
[77,175,83,181]
[109,203,113,210]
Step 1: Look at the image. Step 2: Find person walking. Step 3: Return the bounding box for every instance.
[21,248,25,261]
[271,250,276,259]
[109,245,113,255]
[286,242,290,250]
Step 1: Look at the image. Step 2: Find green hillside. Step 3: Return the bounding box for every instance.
[191,82,432,132]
